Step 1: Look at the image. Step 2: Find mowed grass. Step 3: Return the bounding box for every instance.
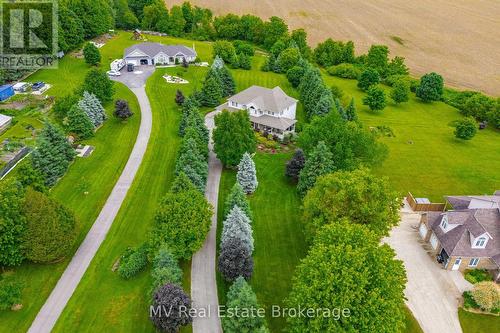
[52,66,209,332]
[322,74,500,201]
[458,308,500,333]
[216,153,307,332]
[0,82,141,332]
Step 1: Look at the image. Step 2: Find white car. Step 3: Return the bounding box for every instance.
[106,70,121,76]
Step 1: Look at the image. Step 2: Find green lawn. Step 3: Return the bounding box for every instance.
[216,153,307,332]
[459,308,500,333]
[322,74,500,201]
[51,66,209,332]
[404,306,424,333]
[0,82,141,332]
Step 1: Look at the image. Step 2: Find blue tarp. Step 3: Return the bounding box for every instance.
[0,85,14,101]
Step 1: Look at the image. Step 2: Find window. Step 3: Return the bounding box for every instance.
[440,216,448,230]
[475,237,486,247]
[469,258,480,267]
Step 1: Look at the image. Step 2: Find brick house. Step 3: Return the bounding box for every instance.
[418,191,500,281]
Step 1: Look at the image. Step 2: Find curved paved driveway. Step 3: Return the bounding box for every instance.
[27,70,153,333]
[191,110,223,333]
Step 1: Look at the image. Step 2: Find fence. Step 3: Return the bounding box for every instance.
[0,147,31,179]
[406,192,446,212]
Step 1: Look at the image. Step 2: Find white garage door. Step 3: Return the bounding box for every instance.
[126,60,138,66]
[419,223,428,239]
[430,233,438,249]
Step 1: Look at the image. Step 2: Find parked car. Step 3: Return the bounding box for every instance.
[106,70,121,76]
[31,82,45,91]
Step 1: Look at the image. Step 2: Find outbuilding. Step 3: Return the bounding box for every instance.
[0,85,14,101]
[0,114,12,134]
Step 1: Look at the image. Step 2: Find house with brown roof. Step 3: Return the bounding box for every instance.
[418,191,500,281]
[215,85,297,139]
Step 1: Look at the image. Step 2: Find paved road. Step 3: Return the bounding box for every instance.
[384,206,473,333]
[27,75,153,333]
[191,110,223,333]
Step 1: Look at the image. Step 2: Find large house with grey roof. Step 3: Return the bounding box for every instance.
[216,85,297,139]
[123,42,197,66]
[418,191,500,281]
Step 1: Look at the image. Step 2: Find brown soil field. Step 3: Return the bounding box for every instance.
[169,0,500,96]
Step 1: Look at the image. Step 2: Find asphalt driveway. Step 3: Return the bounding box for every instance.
[111,65,155,88]
[384,206,473,333]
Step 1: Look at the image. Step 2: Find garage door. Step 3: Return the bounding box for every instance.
[419,223,428,239]
[430,233,438,249]
[126,60,138,66]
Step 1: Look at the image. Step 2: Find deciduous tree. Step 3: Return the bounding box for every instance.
[0,180,26,267]
[285,149,305,182]
[66,104,94,139]
[80,69,115,103]
[357,68,380,91]
[114,99,133,119]
[363,86,387,111]
[390,79,410,104]
[454,117,477,140]
[416,72,444,102]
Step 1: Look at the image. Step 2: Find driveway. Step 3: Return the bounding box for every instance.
[27,69,154,333]
[111,65,155,88]
[384,206,473,333]
[191,110,223,333]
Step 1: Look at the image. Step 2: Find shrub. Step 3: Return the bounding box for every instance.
[470,282,500,312]
[327,63,361,79]
[0,279,22,311]
[83,42,101,66]
[416,72,443,102]
[462,291,479,310]
[286,66,305,88]
[390,79,410,104]
[114,99,133,119]
[464,269,492,284]
[117,245,148,279]
[330,85,344,99]
[454,117,477,140]
[363,86,387,111]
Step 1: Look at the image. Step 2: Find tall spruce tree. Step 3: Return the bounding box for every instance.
[218,237,253,281]
[237,153,258,194]
[218,66,236,96]
[297,141,335,196]
[67,104,94,139]
[345,98,358,121]
[221,205,254,254]
[31,123,75,187]
[200,76,223,107]
[224,183,252,220]
[78,91,107,127]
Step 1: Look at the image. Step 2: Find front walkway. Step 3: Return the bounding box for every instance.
[191,110,223,333]
[27,76,153,333]
[384,206,473,333]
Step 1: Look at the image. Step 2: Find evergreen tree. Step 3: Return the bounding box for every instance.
[218,237,253,281]
[200,76,223,107]
[218,66,236,96]
[184,126,209,161]
[114,99,133,119]
[175,138,208,192]
[150,246,183,297]
[212,55,225,70]
[224,183,252,220]
[297,141,335,196]
[175,89,185,105]
[223,277,268,333]
[286,66,305,88]
[179,96,198,136]
[363,86,387,111]
[334,99,347,120]
[237,53,251,70]
[78,91,107,127]
[345,98,358,121]
[67,104,94,139]
[31,123,76,187]
[285,149,305,182]
[237,153,258,194]
[221,205,254,254]
[83,42,101,66]
[170,172,197,194]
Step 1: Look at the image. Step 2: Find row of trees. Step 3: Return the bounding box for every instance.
[0,179,77,268]
[148,93,213,331]
[212,40,253,70]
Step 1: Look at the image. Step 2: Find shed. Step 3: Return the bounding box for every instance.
[13,82,30,92]
[0,85,14,101]
[0,114,13,133]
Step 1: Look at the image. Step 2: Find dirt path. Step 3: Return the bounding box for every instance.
[27,83,153,333]
[169,0,500,96]
[190,110,223,333]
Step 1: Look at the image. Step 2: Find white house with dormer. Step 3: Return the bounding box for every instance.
[216,85,297,139]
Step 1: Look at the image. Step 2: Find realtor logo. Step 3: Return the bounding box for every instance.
[0,0,58,68]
